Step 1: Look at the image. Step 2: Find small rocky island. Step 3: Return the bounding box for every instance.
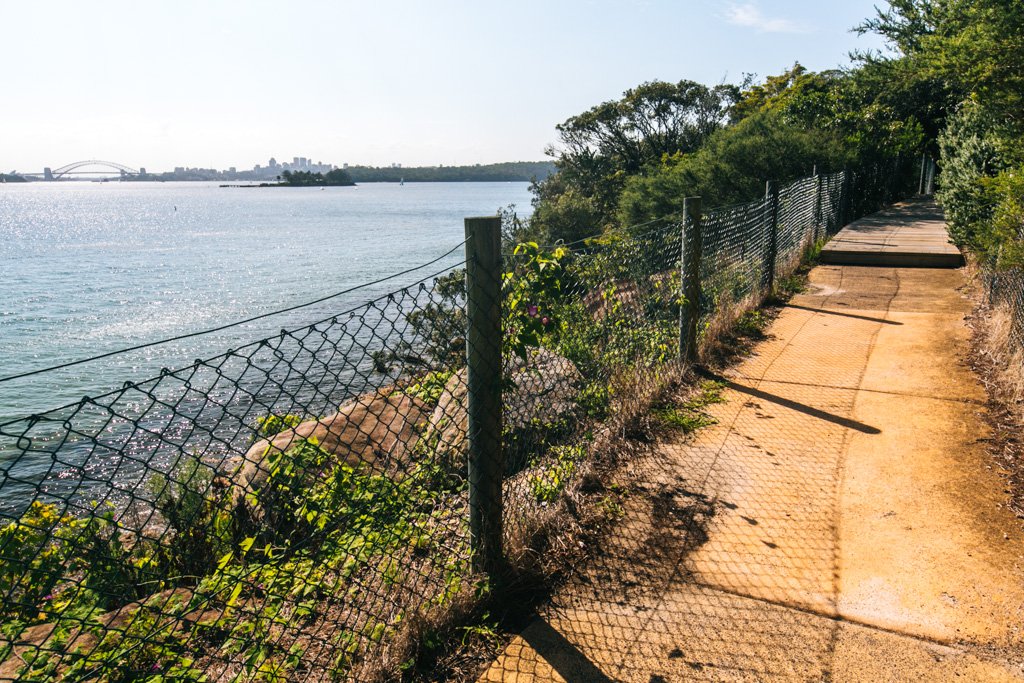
[222,168,355,188]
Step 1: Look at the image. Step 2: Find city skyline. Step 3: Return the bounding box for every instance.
[2,1,889,172]
[10,155,519,180]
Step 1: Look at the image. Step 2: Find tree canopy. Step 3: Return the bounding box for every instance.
[531,80,738,235]
[280,169,355,186]
[508,0,1024,268]
[854,0,1024,265]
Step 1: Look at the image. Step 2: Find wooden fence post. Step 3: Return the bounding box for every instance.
[679,197,703,363]
[764,180,780,296]
[464,216,504,577]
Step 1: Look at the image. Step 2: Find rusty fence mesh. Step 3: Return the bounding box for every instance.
[0,166,902,681]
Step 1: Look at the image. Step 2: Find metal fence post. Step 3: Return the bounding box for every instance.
[813,166,823,242]
[764,180,779,296]
[679,197,703,363]
[919,152,927,195]
[841,169,852,226]
[464,216,504,577]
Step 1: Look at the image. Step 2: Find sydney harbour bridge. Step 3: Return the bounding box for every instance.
[20,160,143,181]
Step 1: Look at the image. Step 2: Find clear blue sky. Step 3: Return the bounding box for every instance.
[2,0,889,173]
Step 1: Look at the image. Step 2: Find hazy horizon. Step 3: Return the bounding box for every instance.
[3,0,889,174]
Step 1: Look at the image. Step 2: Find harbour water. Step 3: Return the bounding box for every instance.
[0,181,532,422]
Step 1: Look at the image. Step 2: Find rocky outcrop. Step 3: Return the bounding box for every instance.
[234,390,430,506]
[581,271,676,321]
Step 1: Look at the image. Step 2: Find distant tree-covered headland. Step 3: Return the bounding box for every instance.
[279,169,355,186]
[345,161,555,183]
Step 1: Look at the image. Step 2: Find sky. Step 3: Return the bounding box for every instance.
[2,0,890,173]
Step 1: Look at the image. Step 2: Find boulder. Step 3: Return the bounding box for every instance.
[234,390,430,503]
[426,348,583,476]
[581,271,676,321]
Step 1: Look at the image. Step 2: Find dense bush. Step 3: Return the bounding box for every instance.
[618,111,846,226]
[935,100,1016,250]
[859,0,1024,268]
[3,438,458,680]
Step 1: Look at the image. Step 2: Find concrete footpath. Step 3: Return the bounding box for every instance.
[482,202,1024,681]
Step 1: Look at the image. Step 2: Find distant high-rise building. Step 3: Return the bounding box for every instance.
[269,157,278,169]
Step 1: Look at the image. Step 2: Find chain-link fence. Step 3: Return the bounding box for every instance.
[986,267,1024,351]
[1,166,904,681]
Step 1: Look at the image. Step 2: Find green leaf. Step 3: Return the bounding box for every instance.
[226,582,243,608]
[217,551,233,570]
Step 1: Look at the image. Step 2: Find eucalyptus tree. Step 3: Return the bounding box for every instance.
[531,79,738,241]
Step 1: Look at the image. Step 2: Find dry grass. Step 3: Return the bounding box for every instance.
[981,305,1024,407]
[965,260,1024,525]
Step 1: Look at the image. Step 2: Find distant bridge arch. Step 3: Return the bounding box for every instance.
[50,160,140,179]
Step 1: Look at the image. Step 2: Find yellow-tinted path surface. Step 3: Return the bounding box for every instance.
[482,201,1024,682]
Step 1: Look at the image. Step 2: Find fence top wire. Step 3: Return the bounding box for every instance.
[0,239,469,387]
[536,214,683,251]
[0,260,465,428]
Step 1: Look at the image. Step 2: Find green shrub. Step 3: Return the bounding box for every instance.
[0,502,84,624]
[618,111,846,226]
[254,413,303,437]
[983,166,1024,269]
[148,455,236,581]
[400,369,455,405]
[529,444,586,504]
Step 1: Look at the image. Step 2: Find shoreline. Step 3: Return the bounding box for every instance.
[218,182,357,188]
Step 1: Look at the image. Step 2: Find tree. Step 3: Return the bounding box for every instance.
[618,110,846,226]
[857,0,1024,120]
[858,0,1024,264]
[532,80,739,240]
[324,168,355,186]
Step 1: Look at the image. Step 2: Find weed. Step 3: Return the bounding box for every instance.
[735,310,770,337]
[654,380,727,433]
[653,406,717,433]
[776,274,806,297]
[399,369,456,405]
[254,413,303,437]
[528,444,586,504]
[596,495,625,520]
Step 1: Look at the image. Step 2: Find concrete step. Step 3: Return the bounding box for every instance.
[820,199,963,268]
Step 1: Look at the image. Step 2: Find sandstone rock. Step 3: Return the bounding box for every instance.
[235,390,430,502]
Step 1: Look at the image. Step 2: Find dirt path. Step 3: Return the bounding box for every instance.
[481,205,1024,681]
